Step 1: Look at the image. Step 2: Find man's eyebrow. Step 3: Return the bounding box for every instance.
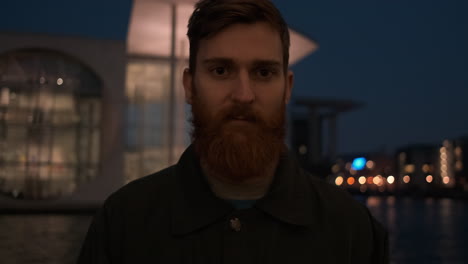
[202,58,282,68]
[202,58,234,65]
[251,60,282,68]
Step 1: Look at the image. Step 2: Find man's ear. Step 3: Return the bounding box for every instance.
[284,70,294,104]
[183,68,194,105]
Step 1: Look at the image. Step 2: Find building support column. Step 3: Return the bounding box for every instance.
[168,3,177,165]
[328,113,337,160]
[308,108,321,165]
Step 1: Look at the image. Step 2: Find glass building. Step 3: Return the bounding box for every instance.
[0,0,317,207]
[0,50,101,199]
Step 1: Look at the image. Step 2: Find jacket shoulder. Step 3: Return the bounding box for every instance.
[304,170,370,221]
[305,172,389,262]
[104,166,177,210]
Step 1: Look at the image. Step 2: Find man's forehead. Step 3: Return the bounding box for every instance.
[196,22,283,65]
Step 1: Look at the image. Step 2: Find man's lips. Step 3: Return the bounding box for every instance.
[233,116,246,120]
[229,116,256,123]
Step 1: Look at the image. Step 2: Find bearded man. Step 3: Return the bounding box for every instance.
[78,0,388,263]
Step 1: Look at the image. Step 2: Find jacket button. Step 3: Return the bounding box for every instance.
[230,217,241,232]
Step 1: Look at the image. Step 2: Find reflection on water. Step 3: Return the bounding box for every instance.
[0,214,92,264]
[0,197,467,264]
[367,197,468,264]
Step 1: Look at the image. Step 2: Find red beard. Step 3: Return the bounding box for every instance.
[191,92,286,182]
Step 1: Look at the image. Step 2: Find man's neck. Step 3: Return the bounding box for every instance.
[201,156,279,200]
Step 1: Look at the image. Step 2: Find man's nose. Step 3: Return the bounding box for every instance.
[230,71,255,104]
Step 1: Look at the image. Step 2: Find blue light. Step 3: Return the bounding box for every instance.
[352,157,367,170]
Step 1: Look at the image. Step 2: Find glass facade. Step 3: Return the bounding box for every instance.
[0,49,101,199]
[125,1,192,183]
[124,57,189,183]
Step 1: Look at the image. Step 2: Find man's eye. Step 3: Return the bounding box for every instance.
[211,67,228,76]
[256,68,275,78]
[259,69,271,77]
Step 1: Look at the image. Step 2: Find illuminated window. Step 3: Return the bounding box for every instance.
[366,160,374,169]
[404,164,415,173]
[426,175,433,183]
[455,147,462,157]
[0,49,101,199]
[358,176,366,185]
[335,176,344,186]
[345,162,351,170]
[422,164,430,173]
[443,140,450,148]
[399,152,406,161]
[125,58,188,183]
[403,175,411,183]
[443,177,450,184]
[373,175,384,186]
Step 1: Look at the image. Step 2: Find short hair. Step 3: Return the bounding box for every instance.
[187,0,290,74]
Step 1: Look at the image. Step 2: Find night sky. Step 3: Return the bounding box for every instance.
[1,0,467,154]
[273,0,468,154]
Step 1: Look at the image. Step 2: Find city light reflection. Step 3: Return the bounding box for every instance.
[360,185,367,192]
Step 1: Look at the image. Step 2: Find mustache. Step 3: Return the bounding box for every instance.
[222,105,260,123]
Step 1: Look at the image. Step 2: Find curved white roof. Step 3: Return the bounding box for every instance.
[127,0,318,65]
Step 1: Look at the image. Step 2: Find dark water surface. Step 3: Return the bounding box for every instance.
[0,214,92,264]
[1,197,467,264]
[367,197,468,264]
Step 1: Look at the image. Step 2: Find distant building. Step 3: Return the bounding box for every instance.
[396,144,439,191]
[290,98,362,176]
[396,137,468,192]
[452,136,468,191]
[327,137,467,194]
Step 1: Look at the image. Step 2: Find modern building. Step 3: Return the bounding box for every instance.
[0,0,317,209]
[291,98,363,174]
[328,137,468,195]
[444,137,467,191]
[396,144,439,191]
[395,138,467,192]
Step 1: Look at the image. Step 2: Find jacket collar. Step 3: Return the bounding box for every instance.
[171,145,318,236]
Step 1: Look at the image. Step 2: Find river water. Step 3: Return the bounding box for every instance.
[367,196,468,264]
[0,197,467,264]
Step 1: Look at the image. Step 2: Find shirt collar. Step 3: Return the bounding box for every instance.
[255,152,316,227]
[170,145,318,236]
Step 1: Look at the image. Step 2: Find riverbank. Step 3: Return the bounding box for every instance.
[1,189,467,214]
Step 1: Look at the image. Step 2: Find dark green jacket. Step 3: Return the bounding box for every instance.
[78,145,388,264]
